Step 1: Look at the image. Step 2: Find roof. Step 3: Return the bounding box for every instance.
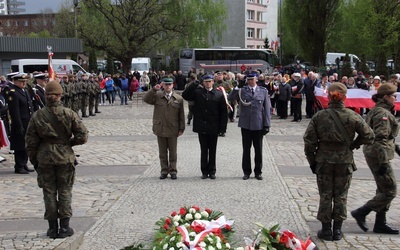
[0,37,83,53]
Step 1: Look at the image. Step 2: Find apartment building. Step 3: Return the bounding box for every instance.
[0,0,26,15]
[214,0,278,50]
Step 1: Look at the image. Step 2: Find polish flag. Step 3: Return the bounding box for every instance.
[314,87,400,111]
[47,46,55,80]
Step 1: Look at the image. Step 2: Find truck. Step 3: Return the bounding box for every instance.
[326,52,360,69]
[11,59,89,76]
[131,57,151,75]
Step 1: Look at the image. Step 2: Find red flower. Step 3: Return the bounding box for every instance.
[179,207,187,215]
[163,223,169,230]
[171,211,177,217]
[225,224,231,231]
[192,205,200,211]
[165,218,171,224]
[270,231,277,238]
[191,224,206,233]
[205,208,212,214]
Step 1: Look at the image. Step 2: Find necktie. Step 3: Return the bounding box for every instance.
[251,88,254,96]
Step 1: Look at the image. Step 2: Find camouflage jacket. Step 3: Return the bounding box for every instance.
[303,101,374,164]
[25,101,88,166]
[363,99,399,163]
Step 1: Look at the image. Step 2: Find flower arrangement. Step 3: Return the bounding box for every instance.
[152,206,235,250]
[239,223,315,250]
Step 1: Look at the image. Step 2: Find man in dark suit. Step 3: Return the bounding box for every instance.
[182,74,228,179]
[32,73,47,110]
[8,73,34,174]
[228,71,271,180]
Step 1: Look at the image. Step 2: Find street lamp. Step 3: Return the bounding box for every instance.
[73,0,79,38]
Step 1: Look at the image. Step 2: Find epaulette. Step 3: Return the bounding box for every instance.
[258,86,267,90]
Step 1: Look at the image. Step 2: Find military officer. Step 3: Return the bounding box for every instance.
[8,73,34,174]
[143,78,185,179]
[228,71,271,180]
[304,82,374,241]
[32,73,47,110]
[352,84,400,235]
[25,80,88,239]
[80,74,89,118]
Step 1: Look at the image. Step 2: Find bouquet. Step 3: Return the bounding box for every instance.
[239,223,315,250]
[152,206,235,250]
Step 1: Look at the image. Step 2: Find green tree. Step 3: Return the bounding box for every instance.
[88,49,97,73]
[264,37,270,49]
[282,0,340,67]
[76,0,226,73]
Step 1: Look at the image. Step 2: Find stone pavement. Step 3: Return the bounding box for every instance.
[0,97,399,250]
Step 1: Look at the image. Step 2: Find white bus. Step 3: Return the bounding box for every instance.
[131,57,151,75]
[179,48,278,75]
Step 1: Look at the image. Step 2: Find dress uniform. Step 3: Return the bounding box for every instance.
[8,73,34,174]
[228,71,271,180]
[32,73,47,110]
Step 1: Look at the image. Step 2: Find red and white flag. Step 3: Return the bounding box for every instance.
[314,87,400,111]
[47,46,55,80]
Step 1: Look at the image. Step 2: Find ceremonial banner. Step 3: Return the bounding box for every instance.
[314,87,400,111]
[47,46,55,80]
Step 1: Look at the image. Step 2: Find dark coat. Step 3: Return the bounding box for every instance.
[8,86,33,150]
[32,84,46,111]
[175,74,187,90]
[182,83,227,135]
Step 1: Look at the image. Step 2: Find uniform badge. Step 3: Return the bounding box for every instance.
[382,117,388,121]
[8,96,12,101]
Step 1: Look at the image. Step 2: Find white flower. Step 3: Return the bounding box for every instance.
[201,211,209,218]
[174,221,179,227]
[189,208,196,214]
[170,236,175,242]
[184,223,190,228]
[163,243,168,250]
[169,248,175,250]
[226,243,231,249]
[208,246,215,250]
[199,242,207,248]
[207,237,213,243]
[216,242,222,249]
[176,242,183,248]
[185,213,193,220]
[194,213,202,220]
[173,215,181,222]
[189,232,197,237]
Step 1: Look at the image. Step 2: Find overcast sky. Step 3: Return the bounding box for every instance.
[24,0,65,14]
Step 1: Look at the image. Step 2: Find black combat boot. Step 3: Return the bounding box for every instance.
[351,205,372,232]
[373,211,399,234]
[333,220,343,241]
[317,222,333,241]
[95,109,101,113]
[47,220,58,239]
[58,218,74,238]
[89,111,96,116]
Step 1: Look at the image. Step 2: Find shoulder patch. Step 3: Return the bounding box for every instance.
[382,117,388,121]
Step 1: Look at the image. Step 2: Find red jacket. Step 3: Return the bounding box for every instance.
[130,79,139,92]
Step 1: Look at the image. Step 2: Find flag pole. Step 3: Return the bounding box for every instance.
[47,45,55,80]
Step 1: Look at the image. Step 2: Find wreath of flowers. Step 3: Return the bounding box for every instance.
[152,206,235,250]
[239,223,315,250]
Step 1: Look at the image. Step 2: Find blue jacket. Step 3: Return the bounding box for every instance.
[105,79,114,91]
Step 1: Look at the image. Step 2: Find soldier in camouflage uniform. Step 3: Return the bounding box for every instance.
[80,74,89,118]
[303,82,374,241]
[60,76,70,108]
[70,76,80,116]
[25,80,88,239]
[351,83,399,235]
[93,76,101,114]
[87,75,97,116]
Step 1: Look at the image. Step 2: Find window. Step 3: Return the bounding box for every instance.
[257,29,263,39]
[23,20,28,26]
[13,21,18,26]
[32,20,37,26]
[247,28,254,38]
[257,12,263,22]
[247,0,254,2]
[5,20,10,26]
[247,10,254,20]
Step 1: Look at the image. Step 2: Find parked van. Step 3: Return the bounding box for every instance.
[11,59,89,76]
[131,57,151,75]
[326,52,360,69]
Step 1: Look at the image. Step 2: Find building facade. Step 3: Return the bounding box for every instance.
[213,0,278,50]
[0,13,56,37]
[0,0,26,15]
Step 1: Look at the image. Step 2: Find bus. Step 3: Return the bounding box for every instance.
[179,48,278,75]
[326,52,360,69]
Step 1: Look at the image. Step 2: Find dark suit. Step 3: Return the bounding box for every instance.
[8,86,33,171]
[32,84,46,111]
[182,83,227,176]
[228,85,271,176]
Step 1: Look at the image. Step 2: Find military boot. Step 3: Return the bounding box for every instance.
[317,222,333,241]
[333,220,343,241]
[373,211,399,234]
[351,205,372,232]
[47,220,58,239]
[58,218,74,238]
[89,111,96,116]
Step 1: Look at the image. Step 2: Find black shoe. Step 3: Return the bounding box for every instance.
[82,115,89,118]
[47,220,58,239]
[218,133,225,137]
[242,175,250,180]
[317,222,333,241]
[255,175,263,180]
[230,118,235,122]
[351,205,371,232]
[201,174,208,179]
[159,174,168,179]
[24,165,34,172]
[291,120,298,122]
[209,174,216,179]
[89,113,96,116]
[58,218,74,238]
[15,168,29,174]
[95,111,101,113]
[170,173,177,180]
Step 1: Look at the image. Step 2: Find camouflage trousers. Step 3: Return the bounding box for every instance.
[88,95,95,114]
[365,156,397,212]
[316,162,352,223]
[36,163,75,220]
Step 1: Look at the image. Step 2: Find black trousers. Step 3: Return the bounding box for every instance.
[241,128,263,176]
[305,99,315,117]
[291,97,302,121]
[14,150,28,170]
[198,133,218,175]
[277,99,288,118]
